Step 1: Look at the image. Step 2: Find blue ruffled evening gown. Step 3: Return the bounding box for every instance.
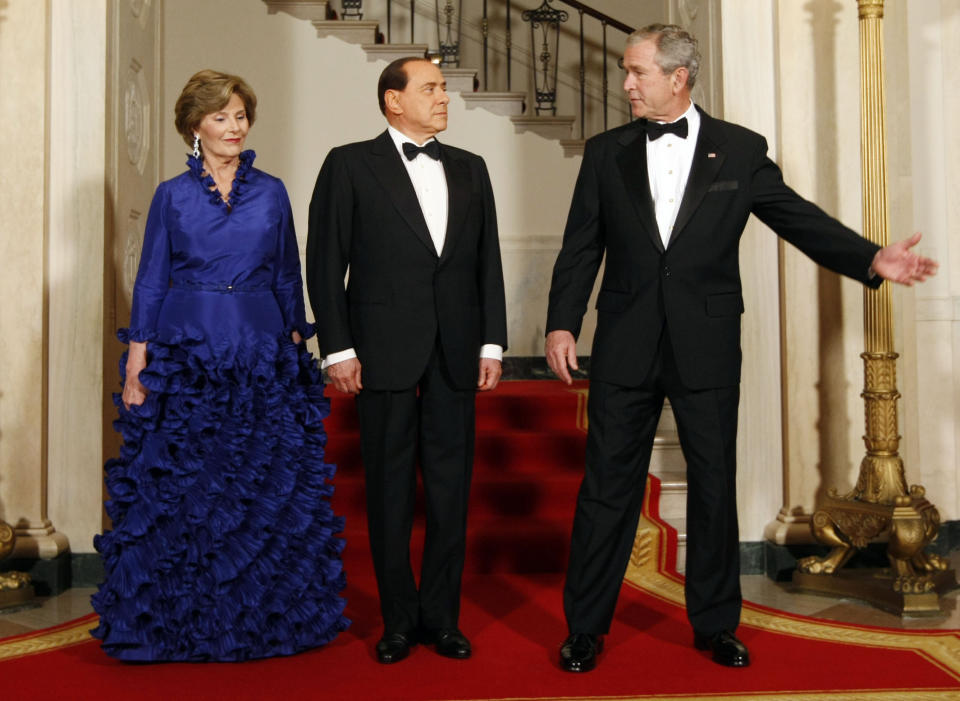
[92,151,349,661]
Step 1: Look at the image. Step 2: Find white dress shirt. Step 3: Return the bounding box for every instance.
[646,100,700,248]
[389,125,450,255]
[321,126,502,369]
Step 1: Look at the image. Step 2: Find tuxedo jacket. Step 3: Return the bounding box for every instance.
[546,107,883,390]
[306,130,508,391]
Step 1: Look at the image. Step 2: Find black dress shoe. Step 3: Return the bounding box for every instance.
[559,633,603,673]
[694,630,750,667]
[376,632,415,664]
[421,628,472,659]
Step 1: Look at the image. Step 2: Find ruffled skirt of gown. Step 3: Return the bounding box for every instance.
[92,327,349,661]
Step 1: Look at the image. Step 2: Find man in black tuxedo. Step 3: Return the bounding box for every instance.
[545,24,937,673]
[306,57,508,664]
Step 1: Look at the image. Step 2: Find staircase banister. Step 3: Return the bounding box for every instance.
[550,0,633,35]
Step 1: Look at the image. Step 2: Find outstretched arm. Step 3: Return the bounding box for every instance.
[871,232,939,286]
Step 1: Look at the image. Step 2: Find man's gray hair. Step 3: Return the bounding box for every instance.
[626,24,700,89]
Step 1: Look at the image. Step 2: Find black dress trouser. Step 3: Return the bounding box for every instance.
[564,325,742,636]
[356,343,476,635]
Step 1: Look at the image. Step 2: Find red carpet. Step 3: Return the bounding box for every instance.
[4,381,960,699]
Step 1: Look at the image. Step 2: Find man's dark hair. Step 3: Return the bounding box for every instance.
[378,57,432,115]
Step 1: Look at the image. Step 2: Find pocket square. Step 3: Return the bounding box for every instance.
[707,180,738,192]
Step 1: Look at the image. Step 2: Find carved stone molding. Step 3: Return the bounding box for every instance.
[263,0,329,22]
[12,520,70,560]
[130,0,152,29]
[123,209,145,303]
[124,60,150,175]
[669,0,722,117]
[678,0,700,24]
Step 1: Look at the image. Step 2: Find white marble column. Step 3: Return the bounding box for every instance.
[763,0,867,544]
[0,0,108,560]
[45,0,108,556]
[901,0,960,521]
[718,0,784,542]
[0,0,68,559]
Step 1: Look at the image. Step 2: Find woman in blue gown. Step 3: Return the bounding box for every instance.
[92,70,349,661]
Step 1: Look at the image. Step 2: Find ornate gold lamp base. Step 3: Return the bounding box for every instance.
[0,521,36,611]
[793,567,956,616]
[0,575,35,611]
[793,487,957,615]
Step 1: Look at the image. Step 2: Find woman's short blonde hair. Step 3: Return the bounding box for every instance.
[174,69,257,148]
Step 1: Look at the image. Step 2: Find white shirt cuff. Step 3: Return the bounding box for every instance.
[480,344,503,361]
[321,347,357,370]
[323,345,502,369]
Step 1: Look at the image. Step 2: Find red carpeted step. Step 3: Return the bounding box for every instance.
[338,517,574,576]
[324,380,589,577]
[332,473,583,522]
[474,385,586,431]
[322,380,587,433]
[329,430,587,475]
[323,395,360,432]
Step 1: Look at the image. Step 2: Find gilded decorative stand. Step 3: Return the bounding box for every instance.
[793,0,956,615]
[0,519,34,610]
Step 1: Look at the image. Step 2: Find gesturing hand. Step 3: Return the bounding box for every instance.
[545,330,579,385]
[122,374,149,410]
[123,340,149,409]
[327,357,363,394]
[871,232,939,286]
[477,358,502,391]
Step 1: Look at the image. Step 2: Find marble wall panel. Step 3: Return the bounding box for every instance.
[719,0,782,542]
[0,1,50,537]
[46,0,108,555]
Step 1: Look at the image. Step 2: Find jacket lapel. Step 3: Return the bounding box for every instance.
[438,143,469,264]
[368,130,438,258]
[616,124,663,253]
[668,108,727,248]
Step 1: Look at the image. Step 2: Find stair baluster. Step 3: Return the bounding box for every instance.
[436,0,463,66]
[577,9,584,138]
[521,0,568,116]
[505,0,512,90]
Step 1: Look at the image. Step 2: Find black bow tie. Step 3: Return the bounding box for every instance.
[643,117,688,141]
[402,140,441,161]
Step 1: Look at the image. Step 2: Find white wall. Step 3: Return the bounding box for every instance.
[903,0,960,526]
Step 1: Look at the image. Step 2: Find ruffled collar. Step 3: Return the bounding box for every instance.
[186,149,256,210]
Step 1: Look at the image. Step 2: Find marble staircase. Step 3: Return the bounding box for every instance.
[263,0,586,156]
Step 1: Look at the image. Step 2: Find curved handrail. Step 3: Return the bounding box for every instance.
[552,0,633,34]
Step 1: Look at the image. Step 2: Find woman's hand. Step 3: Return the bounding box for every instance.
[122,341,149,410]
[291,330,302,344]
